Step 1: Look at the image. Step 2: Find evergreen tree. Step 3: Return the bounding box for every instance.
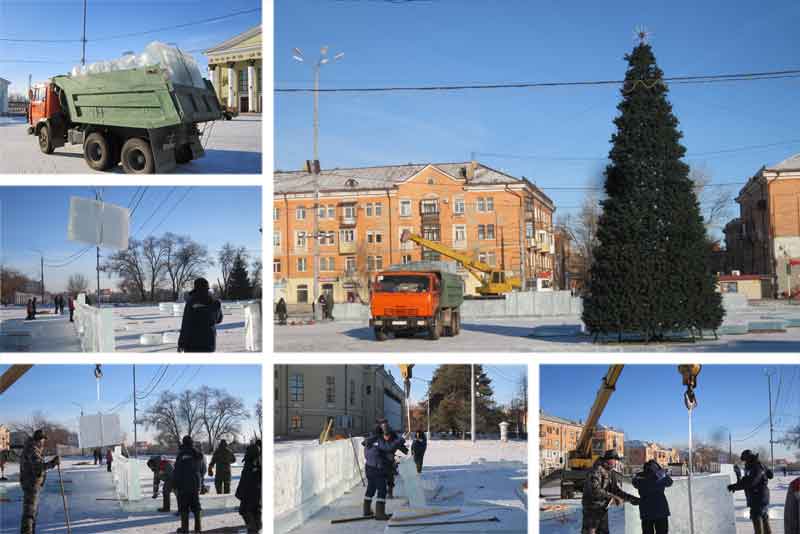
[427,365,498,435]
[227,252,252,299]
[583,41,724,341]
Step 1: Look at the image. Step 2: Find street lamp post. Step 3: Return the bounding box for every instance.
[72,402,84,456]
[292,46,344,318]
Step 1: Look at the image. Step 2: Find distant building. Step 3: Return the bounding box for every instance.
[723,154,800,296]
[625,440,680,467]
[0,425,9,451]
[274,365,405,439]
[10,431,26,448]
[0,78,9,114]
[204,25,262,113]
[539,411,625,473]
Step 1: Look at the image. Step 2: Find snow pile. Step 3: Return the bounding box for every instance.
[70,42,206,88]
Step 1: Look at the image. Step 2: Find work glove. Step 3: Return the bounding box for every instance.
[152,493,158,499]
[727,484,736,492]
[629,496,641,506]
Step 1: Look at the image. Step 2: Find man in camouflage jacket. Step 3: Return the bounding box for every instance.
[582,450,639,534]
[19,430,60,534]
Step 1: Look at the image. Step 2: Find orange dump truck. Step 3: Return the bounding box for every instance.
[369,264,464,341]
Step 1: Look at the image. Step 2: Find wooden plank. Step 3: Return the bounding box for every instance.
[0,365,33,394]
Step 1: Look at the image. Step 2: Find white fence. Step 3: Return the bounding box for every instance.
[110,447,142,502]
[74,294,115,352]
[274,438,364,534]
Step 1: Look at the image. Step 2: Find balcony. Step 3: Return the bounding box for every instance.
[339,214,357,226]
[339,240,357,254]
[420,210,440,225]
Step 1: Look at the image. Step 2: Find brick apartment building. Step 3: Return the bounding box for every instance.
[0,425,9,451]
[539,411,625,473]
[625,440,679,467]
[723,154,800,297]
[273,161,556,304]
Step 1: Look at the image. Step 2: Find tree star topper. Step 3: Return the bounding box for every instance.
[634,25,652,45]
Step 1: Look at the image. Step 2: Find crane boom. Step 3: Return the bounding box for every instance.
[0,364,33,394]
[572,364,624,459]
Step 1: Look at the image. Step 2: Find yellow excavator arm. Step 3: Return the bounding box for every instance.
[0,364,33,395]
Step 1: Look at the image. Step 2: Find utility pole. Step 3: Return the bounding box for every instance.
[95,189,101,307]
[132,365,138,459]
[81,0,88,66]
[470,364,476,443]
[40,255,44,302]
[766,369,775,471]
[729,431,733,464]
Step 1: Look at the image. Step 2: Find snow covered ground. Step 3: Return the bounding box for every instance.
[0,115,261,174]
[539,474,796,534]
[279,439,527,534]
[0,302,253,352]
[274,305,800,352]
[0,457,248,533]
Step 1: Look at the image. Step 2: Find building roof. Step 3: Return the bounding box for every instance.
[204,25,261,54]
[274,162,554,206]
[766,153,800,173]
[539,411,582,426]
[718,274,768,281]
[625,439,672,450]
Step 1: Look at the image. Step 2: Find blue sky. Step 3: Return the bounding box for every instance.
[540,365,800,460]
[0,364,262,442]
[0,186,262,293]
[275,0,800,235]
[0,0,260,92]
[388,364,526,407]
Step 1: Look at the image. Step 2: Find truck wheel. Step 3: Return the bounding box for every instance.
[428,314,441,340]
[121,138,155,174]
[84,133,114,171]
[374,328,387,341]
[38,125,54,154]
[175,144,193,164]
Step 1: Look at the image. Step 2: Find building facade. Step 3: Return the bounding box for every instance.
[0,78,9,114]
[723,154,800,296]
[274,161,556,304]
[0,425,9,451]
[274,365,405,439]
[539,411,625,473]
[625,440,680,467]
[204,25,262,113]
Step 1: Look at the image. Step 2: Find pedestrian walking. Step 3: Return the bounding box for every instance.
[173,435,204,533]
[786,476,800,534]
[632,460,673,534]
[147,455,175,512]
[275,298,288,325]
[0,449,10,480]
[362,424,406,520]
[729,450,774,534]
[19,430,60,534]
[317,294,328,320]
[236,440,261,533]
[25,299,33,320]
[68,296,76,322]
[106,448,113,472]
[325,294,334,321]
[32,298,37,319]
[209,440,236,495]
[411,430,427,474]
[178,278,223,353]
[581,450,640,534]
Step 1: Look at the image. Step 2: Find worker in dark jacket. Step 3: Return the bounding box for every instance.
[632,460,673,534]
[372,419,407,499]
[178,278,223,353]
[582,450,639,534]
[209,440,236,494]
[729,450,773,534]
[106,448,113,472]
[147,455,175,512]
[275,298,288,325]
[68,296,76,322]
[19,430,60,534]
[362,426,405,520]
[786,476,800,534]
[411,430,427,474]
[0,449,10,480]
[173,436,204,533]
[236,440,262,533]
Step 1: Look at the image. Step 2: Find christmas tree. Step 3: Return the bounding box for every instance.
[582,38,724,341]
[227,252,252,300]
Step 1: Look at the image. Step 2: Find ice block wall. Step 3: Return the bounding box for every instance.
[244,301,262,352]
[110,447,142,502]
[273,438,365,534]
[623,474,736,534]
[396,458,427,508]
[74,296,115,353]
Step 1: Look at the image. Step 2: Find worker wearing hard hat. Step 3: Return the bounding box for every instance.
[582,449,640,534]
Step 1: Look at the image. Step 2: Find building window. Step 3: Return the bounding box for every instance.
[375,202,383,216]
[291,415,303,431]
[526,222,534,239]
[273,260,281,273]
[326,376,336,403]
[345,256,357,273]
[296,206,306,220]
[376,256,383,270]
[320,257,334,271]
[327,206,335,218]
[297,258,307,272]
[367,256,384,271]
[343,204,356,219]
[479,252,496,266]
[367,231,383,244]
[479,224,495,240]
[486,197,494,211]
[366,203,373,216]
[422,224,440,242]
[340,229,355,242]
[273,232,281,247]
[238,68,248,93]
[295,232,307,250]
[400,200,412,217]
[454,198,465,214]
[477,198,485,212]
[273,207,280,220]
[421,199,438,215]
[318,205,327,218]
[478,225,485,240]
[454,225,466,247]
[290,374,304,402]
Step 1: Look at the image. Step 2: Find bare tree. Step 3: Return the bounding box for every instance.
[559,192,602,288]
[0,266,35,305]
[141,236,169,301]
[162,233,211,301]
[251,259,263,299]
[218,243,247,299]
[104,239,148,301]
[254,399,262,441]
[67,273,89,296]
[142,390,202,447]
[11,412,73,455]
[690,165,734,233]
[196,386,248,452]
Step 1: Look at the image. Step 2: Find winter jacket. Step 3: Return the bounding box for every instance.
[582,459,637,512]
[20,438,54,491]
[730,461,771,509]
[178,290,223,352]
[147,456,174,494]
[786,477,800,534]
[363,435,405,473]
[632,469,673,520]
[411,436,427,458]
[172,444,204,494]
[210,444,236,478]
[236,442,262,512]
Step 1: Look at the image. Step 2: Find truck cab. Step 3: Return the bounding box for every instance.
[27,82,65,153]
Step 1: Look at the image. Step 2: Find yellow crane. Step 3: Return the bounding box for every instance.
[0,364,33,394]
[559,364,702,498]
[400,230,521,296]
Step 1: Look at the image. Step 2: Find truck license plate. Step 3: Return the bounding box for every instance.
[393,320,407,325]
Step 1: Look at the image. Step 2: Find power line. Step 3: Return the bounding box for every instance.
[148,187,194,236]
[275,69,800,94]
[129,187,149,220]
[133,187,176,237]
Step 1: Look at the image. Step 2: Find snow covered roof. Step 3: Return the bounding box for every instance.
[275,162,554,203]
[766,153,800,172]
[539,412,582,426]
